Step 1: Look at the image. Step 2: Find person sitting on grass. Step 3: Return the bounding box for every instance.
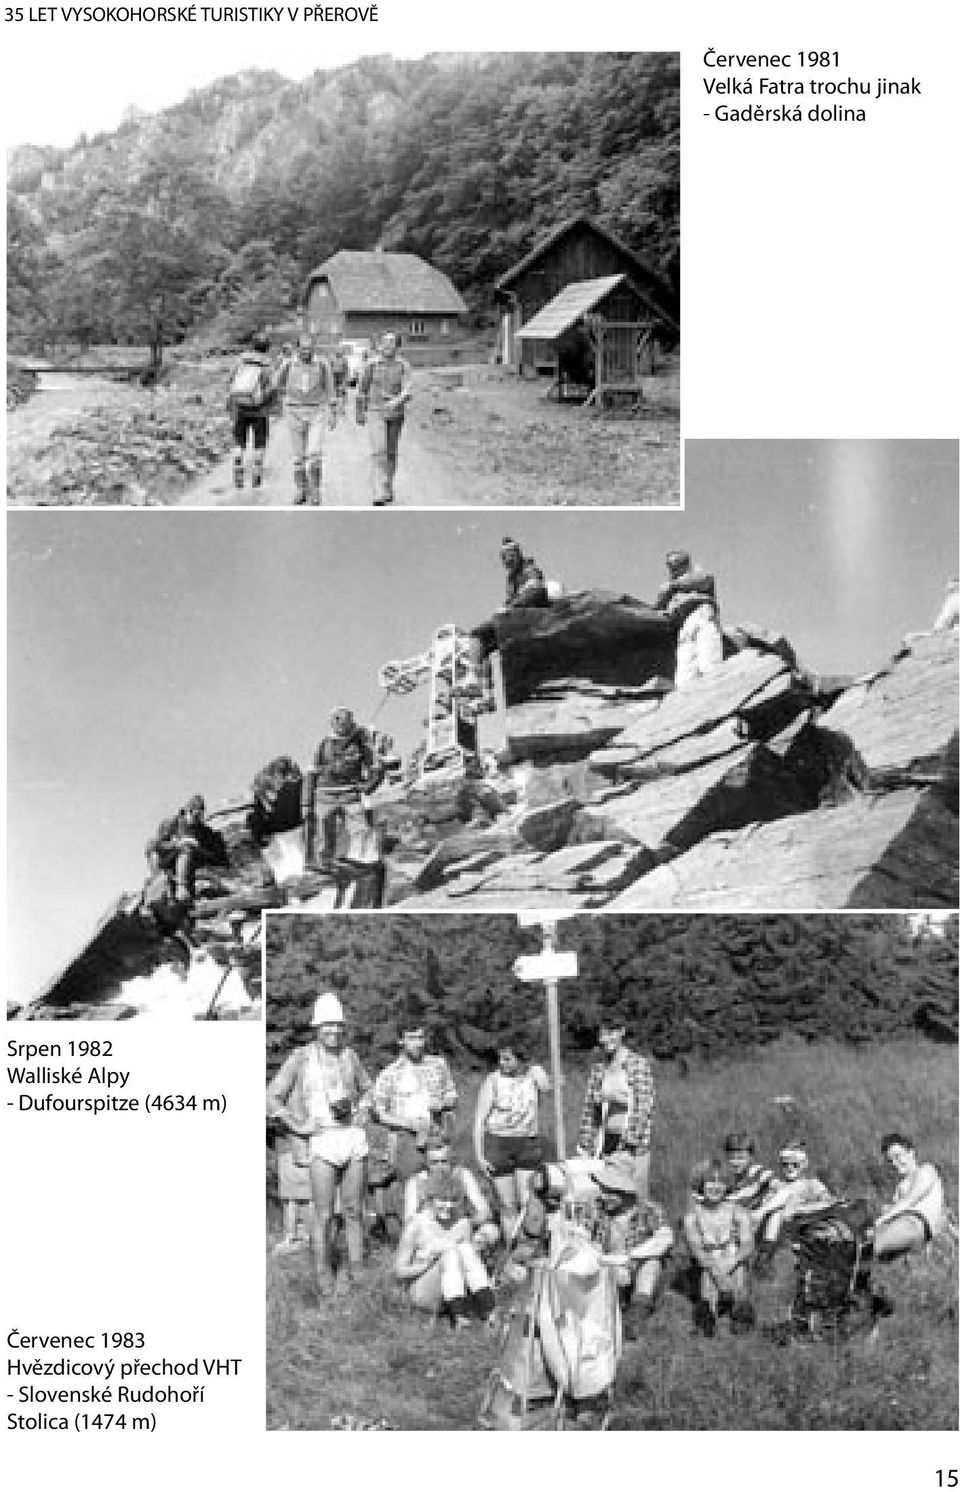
[589,1154,674,1339]
[870,1132,947,1261]
[723,1131,778,1218]
[404,1129,499,1256]
[395,1187,496,1328]
[752,1143,834,1260]
[683,1160,755,1337]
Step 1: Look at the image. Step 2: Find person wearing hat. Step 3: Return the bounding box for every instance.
[465,537,550,701]
[473,1042,551,1246]
[575,1019,655,1201]
[589,1154,673,1337]
[369,1019,459,1242]
[266,991,373,1297]
[753,1143,834,1252]
[656,549,722,690]
[302,707,384,872]
[144,794,229,909]
[683,1160,755,1337]
[355,331,413,507]
[278,332,339,505]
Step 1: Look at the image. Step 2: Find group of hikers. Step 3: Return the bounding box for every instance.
[227,328,412,505]
[266,995,948,1344]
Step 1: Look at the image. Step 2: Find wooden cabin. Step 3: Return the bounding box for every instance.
[514,274,665,403]
[304,250,467,347]
[494,215,677,376]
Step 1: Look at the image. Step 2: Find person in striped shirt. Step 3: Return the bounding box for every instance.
[723,1132,778,1217]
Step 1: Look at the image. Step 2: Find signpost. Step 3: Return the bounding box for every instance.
[513,916,578,1160]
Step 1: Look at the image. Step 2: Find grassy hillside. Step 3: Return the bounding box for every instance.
[266,1036,958,1431]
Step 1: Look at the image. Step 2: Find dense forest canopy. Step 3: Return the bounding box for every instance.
[265,914,958,1076]
[7,52,679,350]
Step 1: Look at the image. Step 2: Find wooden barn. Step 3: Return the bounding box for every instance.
[303,250,467,346]
[514,274,666,404]
[494,215,677,377]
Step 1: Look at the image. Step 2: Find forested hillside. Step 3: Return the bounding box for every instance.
[265,914,958,1075]
[7,52,679,350]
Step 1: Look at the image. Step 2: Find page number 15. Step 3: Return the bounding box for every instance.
[936,1475,958,1487]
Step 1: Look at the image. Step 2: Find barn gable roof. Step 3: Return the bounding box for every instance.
[306,250,467,316]
[494,215,672,303]
[515,275,673,342]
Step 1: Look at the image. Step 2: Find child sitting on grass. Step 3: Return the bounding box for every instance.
[683,1160,756,1337]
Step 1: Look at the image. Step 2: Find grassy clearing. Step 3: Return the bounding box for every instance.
[266,1036,957,1431]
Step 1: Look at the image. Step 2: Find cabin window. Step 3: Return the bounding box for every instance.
[440,319,450,336]
[410,318,426,337]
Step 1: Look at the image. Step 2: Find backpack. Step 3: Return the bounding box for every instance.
[785,1200,874,1335]
[229,358,270,410]
[479,1220,622,1430]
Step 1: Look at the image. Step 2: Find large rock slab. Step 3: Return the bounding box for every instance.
[502,694,658,762]
[493,589,677,705]
[818,632,959,790]
[587,744,812,855]
[606,789,957,910]
[606,650,794,759]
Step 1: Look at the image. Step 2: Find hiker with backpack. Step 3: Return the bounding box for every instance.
[266,991,372,1299]
[227,331,279,492]
[683,1160,756,1337]
[473,1042,551,1245]
[575,1019,656,1200]
[871,1132,947,1260]
[355,330,412,507]
[279,332,340,504]
[589,1155,674,1338]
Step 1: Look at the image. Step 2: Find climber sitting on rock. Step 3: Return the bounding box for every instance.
[143,794,230,918]
[656,549,723,689]
[465,536,550,701]
[302,707,385,872]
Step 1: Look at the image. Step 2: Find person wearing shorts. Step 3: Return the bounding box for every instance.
[474,1043,550,1244]
[872,1131,946,1259]
[266,991,372,1298]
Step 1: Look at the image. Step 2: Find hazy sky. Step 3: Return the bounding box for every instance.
[7,439,957,997]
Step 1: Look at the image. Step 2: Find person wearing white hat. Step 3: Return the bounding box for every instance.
[589,1154,674,1338]
[267,991,373,1297]
[753,1143,833,1252]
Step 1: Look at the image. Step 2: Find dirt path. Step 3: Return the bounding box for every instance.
[178,401,491,508]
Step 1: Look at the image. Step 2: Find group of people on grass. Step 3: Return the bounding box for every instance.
[266,993,948,1335]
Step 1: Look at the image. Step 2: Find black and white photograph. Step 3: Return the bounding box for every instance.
[7,51,680,508]
[264,909,958,1431]
[8,440,957,1017]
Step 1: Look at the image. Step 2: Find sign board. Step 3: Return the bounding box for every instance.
[512,951,578,983]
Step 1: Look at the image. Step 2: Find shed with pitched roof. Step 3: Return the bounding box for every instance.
[493,215,677,376]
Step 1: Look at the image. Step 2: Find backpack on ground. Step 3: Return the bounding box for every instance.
[479,1218,622,1430]
[229,357,271,410]
[785,1199,874,1337]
